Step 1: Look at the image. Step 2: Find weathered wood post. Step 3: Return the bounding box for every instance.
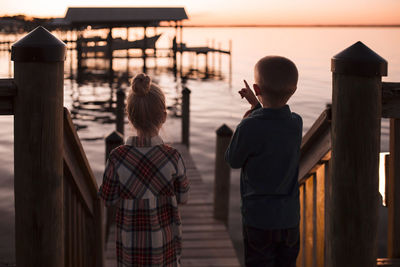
[213,124,233,225]
[181,87,191,147]
[116,88,126,135]
[76,35,83,83]
[104,131,123,242]
[212,39,215,75]
[107,28,113,85]
[179,23,183,78]
[218,42,222,77]
[76,36,82,72]
[328,41,387,267]
[153,27,158,70]
[229,40,232,86]
[205,53,209,79]
[388,118,400,258]
[105,131,124,162]
[142,26,147,73]
[173,36,177,79]
[12,26,66,267]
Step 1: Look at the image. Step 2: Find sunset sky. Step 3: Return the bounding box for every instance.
[1,0,399,25]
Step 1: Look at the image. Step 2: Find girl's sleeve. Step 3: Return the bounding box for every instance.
[174,153,190,204]
[98,155,120,206]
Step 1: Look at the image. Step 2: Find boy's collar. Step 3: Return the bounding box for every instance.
[125,135,164,147]
[251,104,292,119]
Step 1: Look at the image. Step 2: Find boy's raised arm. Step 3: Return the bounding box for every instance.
[239,80,259,109]
[239,80,261,118]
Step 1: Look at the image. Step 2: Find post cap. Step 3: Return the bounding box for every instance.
[331,41,387,76]
[182,87,191,94]
[105,131,124,143]
[116,88,126,96]
[216,124,233,137]
[12,26,66,62]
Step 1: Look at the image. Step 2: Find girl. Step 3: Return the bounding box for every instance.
[99,73,190,267]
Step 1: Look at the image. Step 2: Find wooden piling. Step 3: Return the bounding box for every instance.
[116,89,126,135]
[328,41,387,267]
[205,53,209,78]
[12,26,66,267]
[105,131,124,162]
[142,26,147,73]
[179,23,183,78]
[212,39,215,75]
[181,87,191,147]
[218,42,222,77]
[107,28,113,85]
[153,27,158,70]
[173,24,178,79]
[213,124,233,225]
[105,131,124,244]
[228,40,232,86]
[388,118,400,258]
[77,35,82,72]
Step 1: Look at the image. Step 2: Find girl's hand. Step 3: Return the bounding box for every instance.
[238,80,259,108]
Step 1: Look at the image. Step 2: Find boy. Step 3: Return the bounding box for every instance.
[225,56,302,267]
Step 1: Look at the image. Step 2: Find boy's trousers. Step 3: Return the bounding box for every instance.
[243,225,300,267]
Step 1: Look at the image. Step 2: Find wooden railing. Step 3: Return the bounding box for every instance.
[0,27,105,266]
[297,78,400,266]
[63,108,104,267]
[0,87,105,266]
[382,82,400,265]
[297,108,331,267]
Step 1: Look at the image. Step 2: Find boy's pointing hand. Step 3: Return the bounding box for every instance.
[239,80,259,108]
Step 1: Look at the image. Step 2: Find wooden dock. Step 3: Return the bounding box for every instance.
[104,143,241,267]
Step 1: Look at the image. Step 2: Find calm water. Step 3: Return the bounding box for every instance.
[0,27,399,264]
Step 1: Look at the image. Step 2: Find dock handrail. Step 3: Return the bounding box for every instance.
[0,26,105,266]
[297,108,331,267]
[299,107,331,183]
[296,42,400,267]
[63,108,104,267]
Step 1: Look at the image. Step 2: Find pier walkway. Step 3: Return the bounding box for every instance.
[104,143,241,267]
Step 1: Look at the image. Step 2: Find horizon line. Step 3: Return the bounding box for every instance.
[181,24,400,28]
[1,15,399,28]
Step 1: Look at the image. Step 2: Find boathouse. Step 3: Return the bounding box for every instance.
[64,7,188,27]
[63,7,188,80]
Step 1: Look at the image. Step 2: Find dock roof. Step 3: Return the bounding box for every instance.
[65,7,188,27]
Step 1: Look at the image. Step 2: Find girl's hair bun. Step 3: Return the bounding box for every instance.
[132,73,151,96]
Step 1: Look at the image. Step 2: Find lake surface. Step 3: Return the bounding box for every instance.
[0,27,399,265]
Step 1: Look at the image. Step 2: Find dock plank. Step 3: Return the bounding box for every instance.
[104,143,240,266]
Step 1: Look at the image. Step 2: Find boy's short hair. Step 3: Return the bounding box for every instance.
[255,56,298,104]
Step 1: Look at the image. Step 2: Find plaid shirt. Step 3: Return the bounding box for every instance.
[99,136,190,267]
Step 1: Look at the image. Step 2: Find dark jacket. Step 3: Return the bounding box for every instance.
[225,104,302,229]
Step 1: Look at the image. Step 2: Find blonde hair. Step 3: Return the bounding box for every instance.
[126,73,166,136]
[255,56,298,104]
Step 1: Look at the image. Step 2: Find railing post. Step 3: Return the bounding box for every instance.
[105,130,124,161]
[116,88,126,135]
[107,28,113,85]
[104,131,123,243]
[328,41,387,267]
[213,124,233,225]
[12,26,66,267]
[182,87,191,147]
